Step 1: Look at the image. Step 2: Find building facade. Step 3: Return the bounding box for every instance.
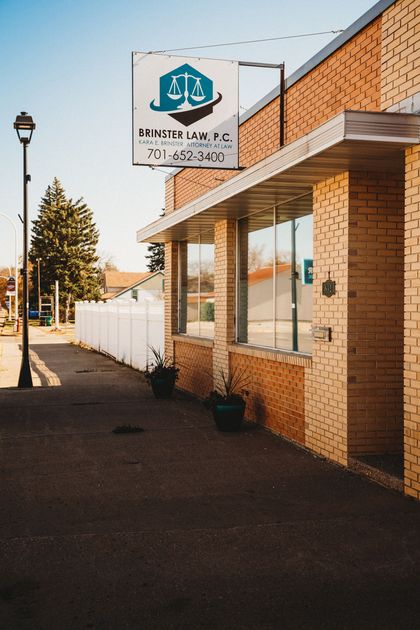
[137,0,420,498]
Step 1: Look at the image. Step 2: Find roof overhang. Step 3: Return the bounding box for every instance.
[137,110,420,244]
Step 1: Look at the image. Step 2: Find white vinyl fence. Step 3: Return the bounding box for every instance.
[75,299,164,370]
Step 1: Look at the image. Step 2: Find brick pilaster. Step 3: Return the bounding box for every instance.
[213,219,236,389]
[381,0,420,110]
[164,242,178,360]
[347,172,404,456]
[305,173,349,466]
[404,144,420,499]
[306,171,404,467]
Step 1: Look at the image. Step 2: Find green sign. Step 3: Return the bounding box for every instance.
[302,259,313,285]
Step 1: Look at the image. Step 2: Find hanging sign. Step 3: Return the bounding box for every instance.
[132,53,239,170]
[6,276,16,295]
[302,259,313,285]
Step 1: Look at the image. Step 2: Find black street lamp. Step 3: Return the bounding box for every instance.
[14,112,36,388]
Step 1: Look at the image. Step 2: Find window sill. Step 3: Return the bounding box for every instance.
[173,334,214,348]
[228,343,312,367]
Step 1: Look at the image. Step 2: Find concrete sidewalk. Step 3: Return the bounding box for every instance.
[1,334,420,629]
[0,325,75,388]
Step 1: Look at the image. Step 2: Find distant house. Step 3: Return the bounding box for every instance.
[101,270,164,301]
[101,271,153,300]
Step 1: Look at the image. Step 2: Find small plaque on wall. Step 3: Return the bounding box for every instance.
[322,271,336,297]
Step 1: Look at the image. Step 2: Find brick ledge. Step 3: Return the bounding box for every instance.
[173,334,214,349]
[228,343,312,367]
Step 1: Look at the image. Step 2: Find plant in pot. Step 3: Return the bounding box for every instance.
[144,347,179,399]
[205,368,249,432]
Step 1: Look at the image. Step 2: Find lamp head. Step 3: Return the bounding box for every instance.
[14,112,35,144]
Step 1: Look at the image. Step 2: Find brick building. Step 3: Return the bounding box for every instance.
[137,0,420,498]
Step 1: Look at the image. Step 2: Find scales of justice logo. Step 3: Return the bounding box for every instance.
[150,63,223,126]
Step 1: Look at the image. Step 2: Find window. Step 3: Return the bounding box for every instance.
[238,203,313,353]
[275,219,293,351]
[295,214,313,353]
[178,233,214,338]
[238,211,274,347]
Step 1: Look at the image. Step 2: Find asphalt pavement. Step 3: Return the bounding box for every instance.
[1,328,420,629]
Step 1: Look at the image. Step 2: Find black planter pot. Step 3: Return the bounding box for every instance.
[150,375,176,399]
[212,398,246,432]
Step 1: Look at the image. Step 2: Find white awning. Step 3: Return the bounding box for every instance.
[137,110,420,243]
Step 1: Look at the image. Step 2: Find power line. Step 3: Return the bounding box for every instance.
[150,30,344,54]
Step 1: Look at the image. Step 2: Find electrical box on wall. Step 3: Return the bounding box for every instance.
[312,326,332,342]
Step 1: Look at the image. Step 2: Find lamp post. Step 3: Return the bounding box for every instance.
[14,112,35,389]
[0,213,19,330]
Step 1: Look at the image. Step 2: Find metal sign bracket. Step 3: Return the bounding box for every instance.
[238,61,285,148]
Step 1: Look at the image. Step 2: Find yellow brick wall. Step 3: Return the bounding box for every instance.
[381,0,420,109]
[230,352,305,443]
[175,340,213,399]
[305,171,405,464]
[404,143,420,499]
[165,176,175,214]
[286,18,381,143]
[305,173,349,466]
[347,172,404,455]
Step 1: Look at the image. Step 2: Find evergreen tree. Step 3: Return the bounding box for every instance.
[146,242,164,272]
[29,178,101,322]
[146,209,165,272]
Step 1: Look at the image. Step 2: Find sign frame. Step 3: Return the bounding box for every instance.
[132,52,240,171]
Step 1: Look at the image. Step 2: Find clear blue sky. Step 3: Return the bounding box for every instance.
[0,0,379,271]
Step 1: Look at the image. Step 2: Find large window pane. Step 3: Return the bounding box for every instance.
[237,219,249,343]
[296,214,313,353]
[199,243,215,338]
[238,204,313,354]
[186,243,199,336]
[275,217,293,351]
[238,210,274,346]
[178,235,214,339]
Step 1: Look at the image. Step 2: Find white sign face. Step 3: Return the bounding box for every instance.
[6,276,15,295]
[132,53,239,169]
